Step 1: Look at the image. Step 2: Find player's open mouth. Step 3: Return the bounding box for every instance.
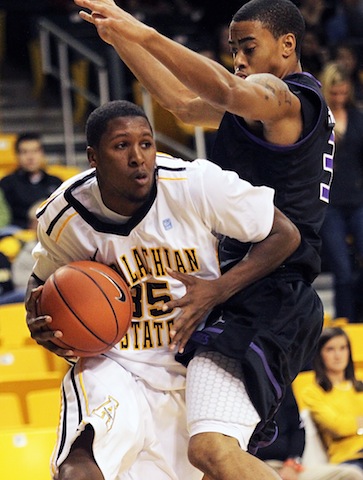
[133,172,149,185]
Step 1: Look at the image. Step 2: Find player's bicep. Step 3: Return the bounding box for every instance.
[232,74,300,122]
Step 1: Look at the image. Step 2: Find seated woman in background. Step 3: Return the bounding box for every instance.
[302,327,363,470]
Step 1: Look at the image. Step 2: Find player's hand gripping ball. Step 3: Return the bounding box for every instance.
[37,261,133,356]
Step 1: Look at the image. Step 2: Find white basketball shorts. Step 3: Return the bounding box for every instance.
[51,356,202,480]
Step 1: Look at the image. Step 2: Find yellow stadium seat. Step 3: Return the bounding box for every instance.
[0,345,50,377]
[0,427,57,479]
[26,388,61,428]
[0,392,25,427]
[46,164,82,181]
[0,303,34,348]
[292,370,315,411]
[44,350,71,375]
[0,373,64,423]
[0,133,17,165]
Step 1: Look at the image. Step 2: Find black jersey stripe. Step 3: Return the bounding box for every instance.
[64,171,158,236]
[156,165,187,173]
[46,204,73,236]
[36,190,64,219]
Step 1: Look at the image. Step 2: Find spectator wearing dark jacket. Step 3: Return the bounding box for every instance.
[0,132,62,233]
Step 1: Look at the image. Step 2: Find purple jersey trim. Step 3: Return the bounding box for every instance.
[231,72,324,152]
[250,341,283,400]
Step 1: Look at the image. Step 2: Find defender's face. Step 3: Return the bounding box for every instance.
[89,116,157,216]
[229,20,284,78]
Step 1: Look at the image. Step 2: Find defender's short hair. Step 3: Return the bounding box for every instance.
[232,0,305,58]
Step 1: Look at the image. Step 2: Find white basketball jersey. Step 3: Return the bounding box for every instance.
[33,154,274,390]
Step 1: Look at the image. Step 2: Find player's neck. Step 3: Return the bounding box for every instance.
[281,61,302,79]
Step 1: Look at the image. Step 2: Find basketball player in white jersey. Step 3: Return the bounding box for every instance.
[26,100,299,479]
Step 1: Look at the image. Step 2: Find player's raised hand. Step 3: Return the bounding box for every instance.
[163,268,223,354]
[74,0,152,45]
[26,285,75,357]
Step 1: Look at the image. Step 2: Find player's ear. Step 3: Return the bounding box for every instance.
[281,33,296,58]
[87,146,98,168]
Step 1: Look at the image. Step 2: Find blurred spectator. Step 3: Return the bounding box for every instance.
[302,327,363,470]
[298,0,331,40]
[0,188,11,229]
[0,133,62,235]
[257,385,363,479]
[325,0,363,47]
[319,63,363,323]
[0,251,13,299]
[332,43,363,109]
[122,0,204,33]
[0,199,42,305]
[300,26,328,79]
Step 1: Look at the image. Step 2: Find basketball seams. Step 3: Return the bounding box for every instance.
[61,265,121,343]
[38,261,132,356]
[40,274,115,354]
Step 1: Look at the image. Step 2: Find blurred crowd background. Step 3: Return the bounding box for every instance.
[2,1,363,108]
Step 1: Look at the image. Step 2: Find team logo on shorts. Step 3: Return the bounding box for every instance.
[92,395,119,431]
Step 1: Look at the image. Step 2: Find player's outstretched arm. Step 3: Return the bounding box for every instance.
[167,207,300,353]
[25,275,75,357]
[74,0,301,128]
[74,0,222,127]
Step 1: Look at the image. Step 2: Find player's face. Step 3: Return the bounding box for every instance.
[89,116,157,216]
[321,335,350,376]
[229,20,286,78]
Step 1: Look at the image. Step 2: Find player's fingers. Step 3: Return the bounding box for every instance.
[75,0,113,16]
[27,313,50,329]
[165,268,196,288]
[169,323,194,354]
[29,325,74,357]
[78,11,95,24]
[92,12,106,20]
[162,296,186,313]
[169,309,201,351]
[41,340,74,358]
[27,314,63,347]
[27,284,43,307]
[27,315,61,339]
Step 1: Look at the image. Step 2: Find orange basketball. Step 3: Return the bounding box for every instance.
[37,261,133,356]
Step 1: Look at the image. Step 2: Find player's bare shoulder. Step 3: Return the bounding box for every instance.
[246,73,300,114]
[245,73,302,143]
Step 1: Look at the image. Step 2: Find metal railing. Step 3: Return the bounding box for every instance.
[38,17,110,165]
[38,17,206,165]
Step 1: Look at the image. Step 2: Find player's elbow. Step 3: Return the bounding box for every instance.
[273,208,301,256]
[286,221,301,256]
